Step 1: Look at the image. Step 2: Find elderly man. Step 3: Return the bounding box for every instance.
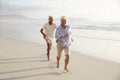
[40,16,57,61]
[55,16,73,72]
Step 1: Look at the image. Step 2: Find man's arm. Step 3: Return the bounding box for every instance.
[56,31,69,39]
[55,27,70,39]
[40,28,46,39]
[60,34,69,39]
[60,26,71,39]
[55,28,60,39]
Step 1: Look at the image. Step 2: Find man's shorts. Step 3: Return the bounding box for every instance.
[57,42,70,57]
[45,37,53,44]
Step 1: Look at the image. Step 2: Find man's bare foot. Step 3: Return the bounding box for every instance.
[64,68,69,72]
[56,66,59,68]
[57,65,59,68]
[47,53,50,61]
[47,57,50,61]
[56,63,59,68]
[56,56,60,68]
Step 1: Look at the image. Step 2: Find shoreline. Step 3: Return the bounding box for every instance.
[0,34,120,80]
[1,33,120,64]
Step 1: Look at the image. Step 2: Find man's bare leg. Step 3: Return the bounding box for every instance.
[47,43,52,61]
[64,55,69,72]
[57,56,60,68]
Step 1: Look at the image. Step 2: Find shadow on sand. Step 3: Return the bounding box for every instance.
[0,56,61,80]
[0,72,62,80]
[0,56,48,64]
[0,66,50,75]
[0,56,44,61]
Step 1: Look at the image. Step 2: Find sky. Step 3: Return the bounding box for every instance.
[0,0,120,22]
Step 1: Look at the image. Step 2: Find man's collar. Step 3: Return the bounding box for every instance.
[60,25,67,29]
[48,22,53,25]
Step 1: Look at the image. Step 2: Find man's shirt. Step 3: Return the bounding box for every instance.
[55,25,72,47]
[43,23,57,38]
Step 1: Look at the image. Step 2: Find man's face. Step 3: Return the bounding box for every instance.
[61,19,66,26]
[48,17,53,25]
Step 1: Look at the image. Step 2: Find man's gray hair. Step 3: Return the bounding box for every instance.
[49,16,53,19]
[61,16,67,20]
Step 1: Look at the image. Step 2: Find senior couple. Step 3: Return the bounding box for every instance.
[40,16,73,72]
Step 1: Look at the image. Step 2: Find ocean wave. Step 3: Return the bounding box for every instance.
[72,24,120,31]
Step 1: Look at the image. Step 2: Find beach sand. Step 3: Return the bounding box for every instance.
[0,35,120,80]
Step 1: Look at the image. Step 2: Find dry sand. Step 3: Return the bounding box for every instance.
[0,35,120,80]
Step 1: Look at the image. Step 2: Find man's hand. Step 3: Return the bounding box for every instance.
[60,34,69,39]
[40,28,47,39]
[71,38,73,42]
[43,35,47,39]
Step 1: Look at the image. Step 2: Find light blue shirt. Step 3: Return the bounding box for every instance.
[55,25,72,47]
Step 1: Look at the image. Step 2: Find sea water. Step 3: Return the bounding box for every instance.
[0,17,120,63]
